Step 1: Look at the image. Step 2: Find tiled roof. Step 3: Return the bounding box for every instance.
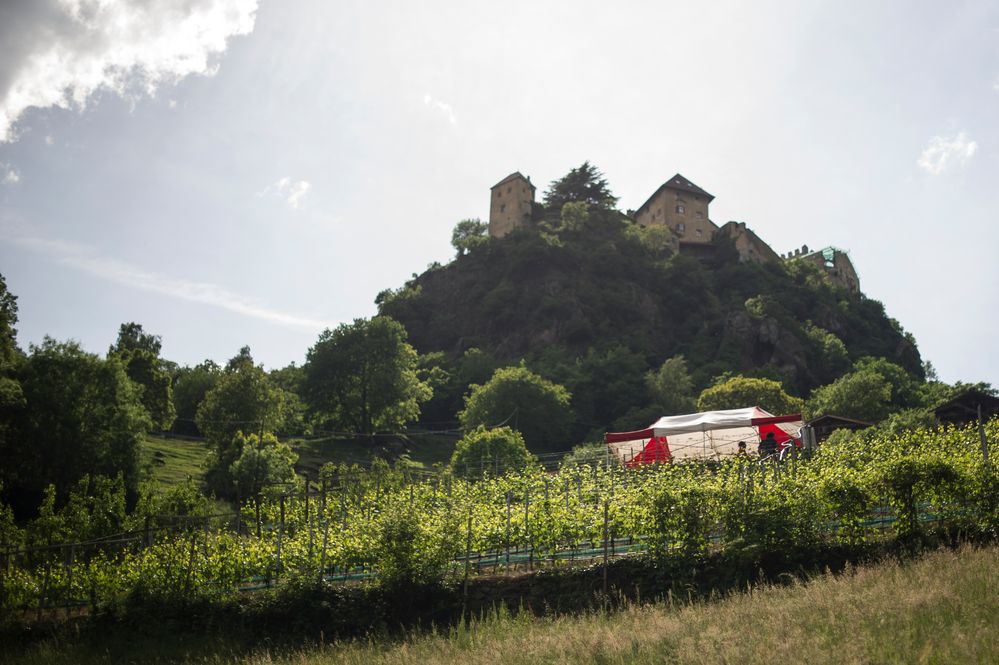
[491,171,535,191]
[636,173,714,213]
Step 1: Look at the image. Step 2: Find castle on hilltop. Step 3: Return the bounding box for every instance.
[488,171,860,294]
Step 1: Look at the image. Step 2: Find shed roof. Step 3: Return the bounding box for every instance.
[806,414,874,429]
[934,389,999,424]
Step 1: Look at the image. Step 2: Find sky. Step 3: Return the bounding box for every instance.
[0,0,997,386]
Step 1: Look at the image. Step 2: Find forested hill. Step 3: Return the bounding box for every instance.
[377,205,922,432]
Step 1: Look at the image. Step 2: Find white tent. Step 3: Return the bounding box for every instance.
[605,407,803,464]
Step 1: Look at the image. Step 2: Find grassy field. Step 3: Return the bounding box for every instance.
[291,432,459,477]
[259,543,999,665]
[139,434,211,487]
[139,432,458,489]
[9,544,998,665]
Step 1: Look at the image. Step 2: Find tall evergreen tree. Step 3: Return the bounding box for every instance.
[543,161,618,218]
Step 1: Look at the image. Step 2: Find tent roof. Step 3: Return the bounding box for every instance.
[607,407,802,442]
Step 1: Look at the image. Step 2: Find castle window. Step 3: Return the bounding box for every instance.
[677,223,685,233]
[696,229,703,237]
[500,204,506,213]
[696,211,703,219]
[507,186,512,193]
[676,204,685,214]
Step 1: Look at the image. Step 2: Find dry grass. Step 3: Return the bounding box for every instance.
[257,544,999,665]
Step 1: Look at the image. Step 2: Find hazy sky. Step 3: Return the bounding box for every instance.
[1,0,997,386]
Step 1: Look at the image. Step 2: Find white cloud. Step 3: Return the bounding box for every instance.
[994,75,999,92]
[6,231,335,330]
[44,135,54,146]
[0,0,258,142]
[423,93,457,125]
[259,177,311,210]
[2,163,21,185]
[917,132,978,175]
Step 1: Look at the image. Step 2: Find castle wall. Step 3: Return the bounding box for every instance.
[786,246,860,294]
[720,221,781,264]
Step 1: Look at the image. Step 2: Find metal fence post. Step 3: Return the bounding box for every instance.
[603,500,610,600]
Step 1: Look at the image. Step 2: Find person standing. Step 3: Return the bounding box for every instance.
[758,432,778,459]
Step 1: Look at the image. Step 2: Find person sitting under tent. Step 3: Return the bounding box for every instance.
[758,431,779,459]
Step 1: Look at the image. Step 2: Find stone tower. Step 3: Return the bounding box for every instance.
[489,172,535,238]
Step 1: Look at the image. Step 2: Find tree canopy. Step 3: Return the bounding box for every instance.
[229,432,298,504]
[196,347,286,495]
[171,360,221,436]
[2,339,150,511]
[805,357,921,422]
[0,274,24,475]
[696,376,804,415]
[109,322,175,430]
[109,321,162,356]
[448,426,535,477]
[0,273,20,367]
[542,161,618,218]
[647,355,696,416]
[451,218,489,257]
[303,316,432,437]
[459,365,574,452]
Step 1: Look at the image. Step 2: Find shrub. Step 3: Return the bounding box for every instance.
[449,426,535,477]
[375,505,460,590]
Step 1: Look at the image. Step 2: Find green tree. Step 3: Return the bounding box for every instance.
[804,322,851,381]
[196,347,285,495]
[451,218,489,257]
[4,339,150,509]
[646,355,696,416]
[553,201,589,233]
[565,345,649,435]
[0,274,24,479]
[108,322,176,430]
[805,356,926,423]
[852,357,924,409]
[109,322,162,356]
[449,426,535,477]
[543,161,618,218]
[459,365,574,452]
[269,362,309,437]
[58,474,128,542]
[805,369,893,422]
[697,376,804,415]
[171,360,221,436]
[0,273,20,367]
[229,431,298,507]
[0,482,23,550]
[625,222,675,256]
[303,316,432,438]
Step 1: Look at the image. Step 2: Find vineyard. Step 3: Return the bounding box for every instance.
[2,420,997,616]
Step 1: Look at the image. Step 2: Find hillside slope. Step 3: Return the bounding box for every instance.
[378,211,921,433]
